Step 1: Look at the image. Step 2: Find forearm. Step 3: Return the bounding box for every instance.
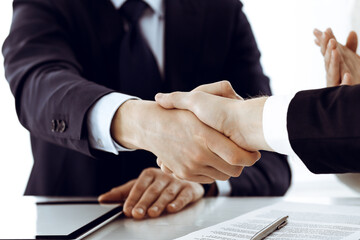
[17,66,113,155]
[288,85,360,173]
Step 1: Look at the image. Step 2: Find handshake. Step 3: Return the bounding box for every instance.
[111,81,272,183]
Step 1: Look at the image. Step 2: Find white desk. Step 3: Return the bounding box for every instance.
[84,197,360,240]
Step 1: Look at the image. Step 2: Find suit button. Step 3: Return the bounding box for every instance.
[58,120,67,133]
[51,120,57,132]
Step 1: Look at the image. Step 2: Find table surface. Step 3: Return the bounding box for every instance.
[84,196,360,240]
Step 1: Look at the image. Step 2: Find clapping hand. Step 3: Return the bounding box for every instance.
[314,28,359,86]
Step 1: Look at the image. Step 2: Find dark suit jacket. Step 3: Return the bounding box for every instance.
[288,85,360,174]
[3,0,291,196]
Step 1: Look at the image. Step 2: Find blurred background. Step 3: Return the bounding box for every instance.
[0,0,359,198]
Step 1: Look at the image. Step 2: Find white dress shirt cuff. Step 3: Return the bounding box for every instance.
[262,95,297,156]
[87,92,140,155]
[215,180,231,196]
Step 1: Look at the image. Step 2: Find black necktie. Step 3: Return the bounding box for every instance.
[118,0,163,100]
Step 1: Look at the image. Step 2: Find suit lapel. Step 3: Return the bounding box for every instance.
[164,0,206,91]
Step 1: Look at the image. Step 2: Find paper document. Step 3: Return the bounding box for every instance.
[176,202,360,240]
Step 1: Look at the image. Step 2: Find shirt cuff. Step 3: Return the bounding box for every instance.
[262,95,297,156]
[87,92,140,154]
[215,180,231,196]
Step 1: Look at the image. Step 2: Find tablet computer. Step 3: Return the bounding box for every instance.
[0,197,123,239]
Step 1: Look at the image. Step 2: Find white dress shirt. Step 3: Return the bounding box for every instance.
[263,95,298,157]
[87,0,231,196]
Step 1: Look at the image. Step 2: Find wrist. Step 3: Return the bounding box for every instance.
[111,100,169,152]
[111,100,143,150]
[236,97,272,151]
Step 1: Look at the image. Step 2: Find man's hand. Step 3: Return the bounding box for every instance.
[314,28,360,86]
[155,81,272,154]
[111,100,260,183]
[98,168,204,219]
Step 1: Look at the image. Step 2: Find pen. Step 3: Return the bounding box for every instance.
[250,215,288,240]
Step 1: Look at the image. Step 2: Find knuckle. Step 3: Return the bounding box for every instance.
[142,168,155,176]
[148,185,162,196]
[221,80,233,93]
[203,178,215,184]
[188,91,198,102]
[169,91,180,97]
[169,91,184,102]
[156,158,162,166]
[233,167,244,177]
[164,187,177,198]
[218,174,230,181]
[246,152,261,166]
[220,80,231,86]
[189,91,203,102]
[227,152,241,165]
[175,198,186,208]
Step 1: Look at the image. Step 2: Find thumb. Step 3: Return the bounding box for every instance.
[346,31,358,53]
[192,81,243,100]
[155,91,190,110]
[98,180,135,203]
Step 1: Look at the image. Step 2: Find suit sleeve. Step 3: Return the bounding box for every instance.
[2,0,114,156]
[288,85,360,174]
[224,1,291,196]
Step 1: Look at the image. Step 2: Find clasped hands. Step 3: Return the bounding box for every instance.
[111,81,264,184]
[154,81,270,178]
[101,81,267,219]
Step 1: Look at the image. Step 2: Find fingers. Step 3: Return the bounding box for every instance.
[191,80,243,100]
[325,39,337,71]
[197,165,244,180]
[121,168,205,219]
[156,125,252,182]
[162,131,252,183]
[346,31,358,53]
[155,91,209,112]
[147,181,183,217]
[155,91,184,109]
[341,73,353,85]
[313,28,322,46]
[98,180,135,203]
[123,169,156,218]
[327,48,341,87]
[314,28,335,56]
[321,28,334,56]
[166,185,202,213]
[206,128,261,166]
[130,177,171,219]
